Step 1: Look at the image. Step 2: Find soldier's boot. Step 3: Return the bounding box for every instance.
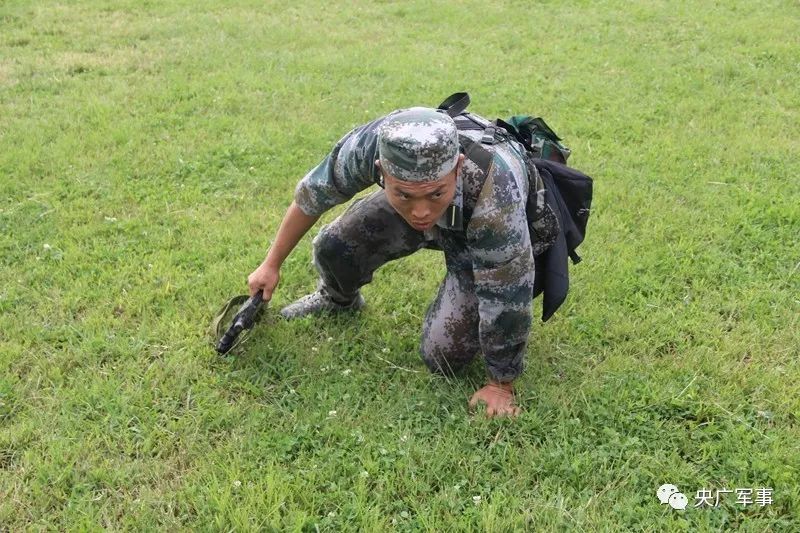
[279,288,365,319]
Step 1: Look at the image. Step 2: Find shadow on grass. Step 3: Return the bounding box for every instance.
[209,305,494,417]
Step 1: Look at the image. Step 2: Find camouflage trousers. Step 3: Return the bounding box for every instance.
[312,189,525,376]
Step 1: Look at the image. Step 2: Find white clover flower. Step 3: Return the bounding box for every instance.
[381,347,390,353]
[472,495,481,505]
[233,480,242,488]
[43,243,52,250]
[328,410,337,417]
[342,369,352,376]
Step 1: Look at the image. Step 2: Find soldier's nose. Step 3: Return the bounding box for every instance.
[412,205,431,220]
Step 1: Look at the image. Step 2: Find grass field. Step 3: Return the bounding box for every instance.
[1,0,799,530]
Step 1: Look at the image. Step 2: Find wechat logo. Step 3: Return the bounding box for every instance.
[658,484,688,510]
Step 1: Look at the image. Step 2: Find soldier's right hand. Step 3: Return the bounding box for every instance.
[247,262,280,301]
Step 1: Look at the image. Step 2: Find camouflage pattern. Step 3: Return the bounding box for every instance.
[377,107,460,182]
[293,112,534,383]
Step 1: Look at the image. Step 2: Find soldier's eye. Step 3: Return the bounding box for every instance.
[431,192,443,199]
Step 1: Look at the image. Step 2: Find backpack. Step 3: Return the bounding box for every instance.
[437,92,593,320]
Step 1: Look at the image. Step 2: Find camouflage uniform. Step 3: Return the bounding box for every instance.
[293,109,534,383]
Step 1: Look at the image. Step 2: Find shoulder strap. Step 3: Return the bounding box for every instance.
[458,134,493,175]
[437,92,471,117]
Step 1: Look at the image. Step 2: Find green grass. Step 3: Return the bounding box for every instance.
[1,0,799,530]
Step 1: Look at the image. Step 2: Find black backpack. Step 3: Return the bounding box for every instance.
[437,92,593,320]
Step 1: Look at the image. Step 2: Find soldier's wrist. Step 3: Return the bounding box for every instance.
[487,379,515,392]
[262,255,282,271]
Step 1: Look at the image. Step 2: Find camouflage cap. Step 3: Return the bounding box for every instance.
[377,107,459,182]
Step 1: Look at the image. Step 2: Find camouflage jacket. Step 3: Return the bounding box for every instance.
[294,113,534,382]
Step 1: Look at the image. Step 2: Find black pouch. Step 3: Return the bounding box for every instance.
[525,155,560,257]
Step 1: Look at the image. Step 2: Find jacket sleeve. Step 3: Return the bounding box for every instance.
[466,156,535,382]
[293,119,381,217]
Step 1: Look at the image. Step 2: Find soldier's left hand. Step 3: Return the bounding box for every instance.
[468,381,521,418]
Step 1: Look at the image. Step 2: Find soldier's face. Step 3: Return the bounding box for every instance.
[378,155,463,232]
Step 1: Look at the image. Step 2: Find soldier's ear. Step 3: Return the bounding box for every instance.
[374,160,386,188]
[453,154,465,178]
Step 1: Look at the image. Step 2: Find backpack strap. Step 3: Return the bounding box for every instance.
[459,134,494,174]
[453,113,488,131]
[495,118,531,151]
[453,114,510,146]
[437,92,471,117]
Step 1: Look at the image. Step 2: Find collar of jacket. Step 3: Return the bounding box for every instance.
[434,168,464,231]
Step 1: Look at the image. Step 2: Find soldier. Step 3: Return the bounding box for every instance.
[247,106,535,418]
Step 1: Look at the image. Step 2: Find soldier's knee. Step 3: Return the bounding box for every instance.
[312,227,346,267]
[419,339,471,377]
